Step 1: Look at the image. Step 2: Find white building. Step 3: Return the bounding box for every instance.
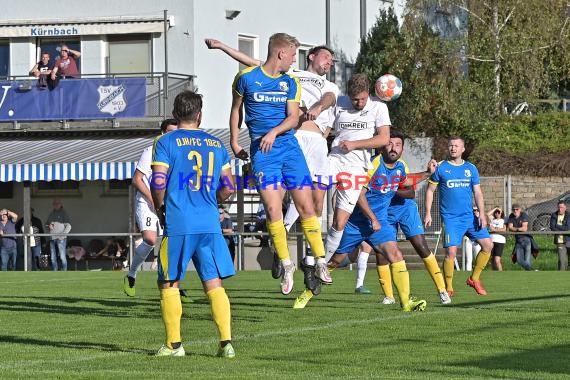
[0,0,410,268]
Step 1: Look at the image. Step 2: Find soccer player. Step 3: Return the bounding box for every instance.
[350,132,450,304]
[294,132,427,311]
[424,136,493,296]
[123,118,188,299]
[151,90,236,357]
[206,37,338,290]
[229,33,328,295]
[324,73,391,263]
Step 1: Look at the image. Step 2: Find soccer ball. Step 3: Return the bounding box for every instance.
[374,74,402,102]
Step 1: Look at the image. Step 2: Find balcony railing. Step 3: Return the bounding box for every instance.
[0,72,194,128]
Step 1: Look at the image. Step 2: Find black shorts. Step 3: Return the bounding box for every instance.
[491,242,505,257]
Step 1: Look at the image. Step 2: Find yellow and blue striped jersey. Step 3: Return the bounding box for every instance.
[152,128,231,235]
[232,66,301,140]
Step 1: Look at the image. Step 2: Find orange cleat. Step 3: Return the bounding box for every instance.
[466,277,487,295]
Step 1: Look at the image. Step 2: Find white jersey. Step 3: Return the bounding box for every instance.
[489,218,506,244]
[329,95,391,168]
[291,69,340,133]
[134,145,152,206]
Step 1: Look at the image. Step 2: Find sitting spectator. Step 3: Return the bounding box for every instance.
[15,208,45,271]
[550,200,570,271]
[96,237,127,259]
[0,209,19,271]
[219,206,236,263]
[507,204,536,271]
[50,44,81,80]
[487,207,507,271]
[29,52,52,89]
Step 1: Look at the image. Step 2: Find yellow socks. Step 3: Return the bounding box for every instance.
[471,251,491,281]
[443,257,455,291]
[423,253,446,292]
[207,287,232,342]
[267,219,289,260]
[301,216,325,258]
[390,260,410,305]
[160,287,182,347]
[376,264,394,298]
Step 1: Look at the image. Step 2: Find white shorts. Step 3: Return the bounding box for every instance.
[135,201,162,235]
[295,130,330,185]
[329,156,368,214]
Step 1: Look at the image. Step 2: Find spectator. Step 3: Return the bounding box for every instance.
[507,204,536,271]
[0,209,19,271]
[219,206,236,263]
[50,44,81,80]
[29,52,52,89]
[46,198,72,271]
[15,208,45,271]
[550,200,570,271]
[487,206,507,271]
[96,237,127,269]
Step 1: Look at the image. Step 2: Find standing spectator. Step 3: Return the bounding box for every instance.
[219,206,236,263]
[15,208,45,271]
[151,90,236,357]
[45,198,71,271]
[50,44,81,80]
[550,200,570,271]
[29,52,52,89]
[487,206,507,271]
[424,136,494,297]
[0,209,19,271]
[507,204,536,271]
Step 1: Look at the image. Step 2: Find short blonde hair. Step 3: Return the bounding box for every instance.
[268,33,300,53]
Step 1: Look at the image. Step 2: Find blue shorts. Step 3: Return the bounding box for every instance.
[442,214,491,248]
[337,218,396,254]
[158,233,235,282]
[388,203,424,239]
[251,135,312,190]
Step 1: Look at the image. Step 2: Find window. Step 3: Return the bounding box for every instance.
[237,35,258,71]
[32,180,81,196]
[37,39,81,73]
[0,41,9,79]
[0,182,13,199]
[108,34,151,74]
[103,179,131,196]
[297,45,313,71]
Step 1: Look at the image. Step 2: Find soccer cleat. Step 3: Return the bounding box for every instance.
[216,343,236,358]
[300,261,321,295]
[466,277,487,295]
[156,344,185,357]
[447,289,455,297]
[355,286,372,294]
[402,297,427,312]
[179,289,192,303]
[315,262,333,284]
[280,263,296,295]
[293,289,314,309]
[381,296,396,305]
[439,290,452,305]
[271,249,283,279]
[123,276,136,297]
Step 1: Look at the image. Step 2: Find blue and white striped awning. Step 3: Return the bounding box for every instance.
[0,130,250,182]
[0,162,137,182]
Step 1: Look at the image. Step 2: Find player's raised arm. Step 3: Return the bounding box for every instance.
[217,166,236,203]
[229,89,246,158]
[205,38,261,67]
[424,182,437,227]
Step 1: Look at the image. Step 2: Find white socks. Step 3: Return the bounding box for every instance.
[324,227,343,262]
[128,240,154,278]
[355,251,370,288]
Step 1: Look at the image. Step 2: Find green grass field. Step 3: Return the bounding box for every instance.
[2,264,569,379]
